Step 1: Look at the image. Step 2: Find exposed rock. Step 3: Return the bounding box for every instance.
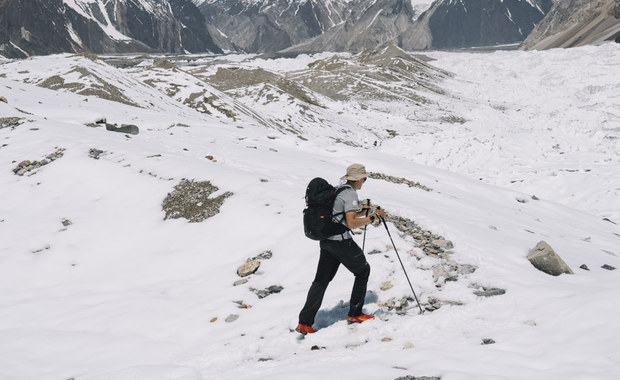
[473,286,506,297]
[237,260,260,277]
[527,241,574,276]
[0,0,221,59]
[252,285,284,299]
[482,338,496,345]
[0,96,7,103]
[106,123,139,135]
[394,376,441,380]
[13,148,65,176]
[381,281,394,291]
[0,117,23,129]
[162,179,233,223]
[602,264,616,271]
[579,264,590,271]
[88,148,105,160]
[233,279,248,286]
[522,0,620,50]
[61,218,72,227]
[369,172,433,192]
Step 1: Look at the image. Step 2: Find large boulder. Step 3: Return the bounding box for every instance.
[527,241,574,276]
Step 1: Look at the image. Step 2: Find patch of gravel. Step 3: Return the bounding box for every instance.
[162,179,233,223]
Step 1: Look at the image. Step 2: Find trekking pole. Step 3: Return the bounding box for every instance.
[362,199,370,253]
[379,215,425,315]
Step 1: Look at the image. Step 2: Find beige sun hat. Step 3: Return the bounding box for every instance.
[340,163,369,181]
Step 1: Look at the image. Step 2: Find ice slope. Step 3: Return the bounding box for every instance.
[0,46,619,380]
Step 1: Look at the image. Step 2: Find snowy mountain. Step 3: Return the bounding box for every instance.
[401,0,555,49]
[522,0,620,50]
[200,0,554,53]
[0,0,221,58]
[1,42,620,379]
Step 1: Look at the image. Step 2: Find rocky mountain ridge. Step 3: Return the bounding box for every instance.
[522,0,620,49]
[0,0,221,59]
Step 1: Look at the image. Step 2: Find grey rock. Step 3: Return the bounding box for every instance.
[233,279,248,286]
[106,123,140,135]
[89,148,105,159]
[527,241,574,276]
[602,264,616,271]
[482,338,496,345]
[474,287,506,297]
[579,264,590,271]
[458,264,477,275]
[61,218,72,227]
[394,376,441,380]
[432,239,454,249]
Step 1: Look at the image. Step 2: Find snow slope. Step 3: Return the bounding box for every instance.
[1,44,619,380]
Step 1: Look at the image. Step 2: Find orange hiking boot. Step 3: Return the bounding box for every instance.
[347,314,375,324]
[295,323,316,335]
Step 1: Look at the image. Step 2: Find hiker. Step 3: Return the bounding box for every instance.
[296,164,386,335]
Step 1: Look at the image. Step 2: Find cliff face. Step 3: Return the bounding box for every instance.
[402,0,554,50]
[201,0,553,54]
[522,0,620,50]
[0,0,221,58]
[198,0,354,53]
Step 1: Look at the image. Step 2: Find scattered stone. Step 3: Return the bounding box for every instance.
[233,279,249,286]
[252,250,273,260]
[368,249,382,255]
[381,281,393,290]
[403,342,415,349]
[311,345,325,350]
[527,241,574,276]
[602,264,616,271]
[431,265,451,284]
[394,376,441,380]
[473,287,506,297]
[106,123,139,135]
[253,285,284,299]
[13,148,65,176]
[225,314,239,323]
[381,337,392,342]
[32,245,51,254]
[258,357,273,362]
[524,320,537,326]
[88,148,105,160]
[0,117,24,129]
[516,198,527,203]
[61,218,72,227]
[0,96,7,103]
[205,155,215,160]
[579,264,590,271]
[267,285,283,294]
[237,260,261,277]
[369,172,433,192]
[458,264,477,275]
[162,179,233,223]
[531,195,540,200]
[380,297,415,314]
[481,338,496,345]
[210,317,217,323]
[432,239,454,249]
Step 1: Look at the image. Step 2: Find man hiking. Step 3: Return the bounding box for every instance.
[296,164,386,335]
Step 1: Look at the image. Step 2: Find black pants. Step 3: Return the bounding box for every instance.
[298,238,370,326]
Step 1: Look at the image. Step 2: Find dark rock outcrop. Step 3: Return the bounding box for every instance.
[0,0,221,58]
[402,0,554,49]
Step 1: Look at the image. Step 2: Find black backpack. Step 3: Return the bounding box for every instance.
[303,177,350,240]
